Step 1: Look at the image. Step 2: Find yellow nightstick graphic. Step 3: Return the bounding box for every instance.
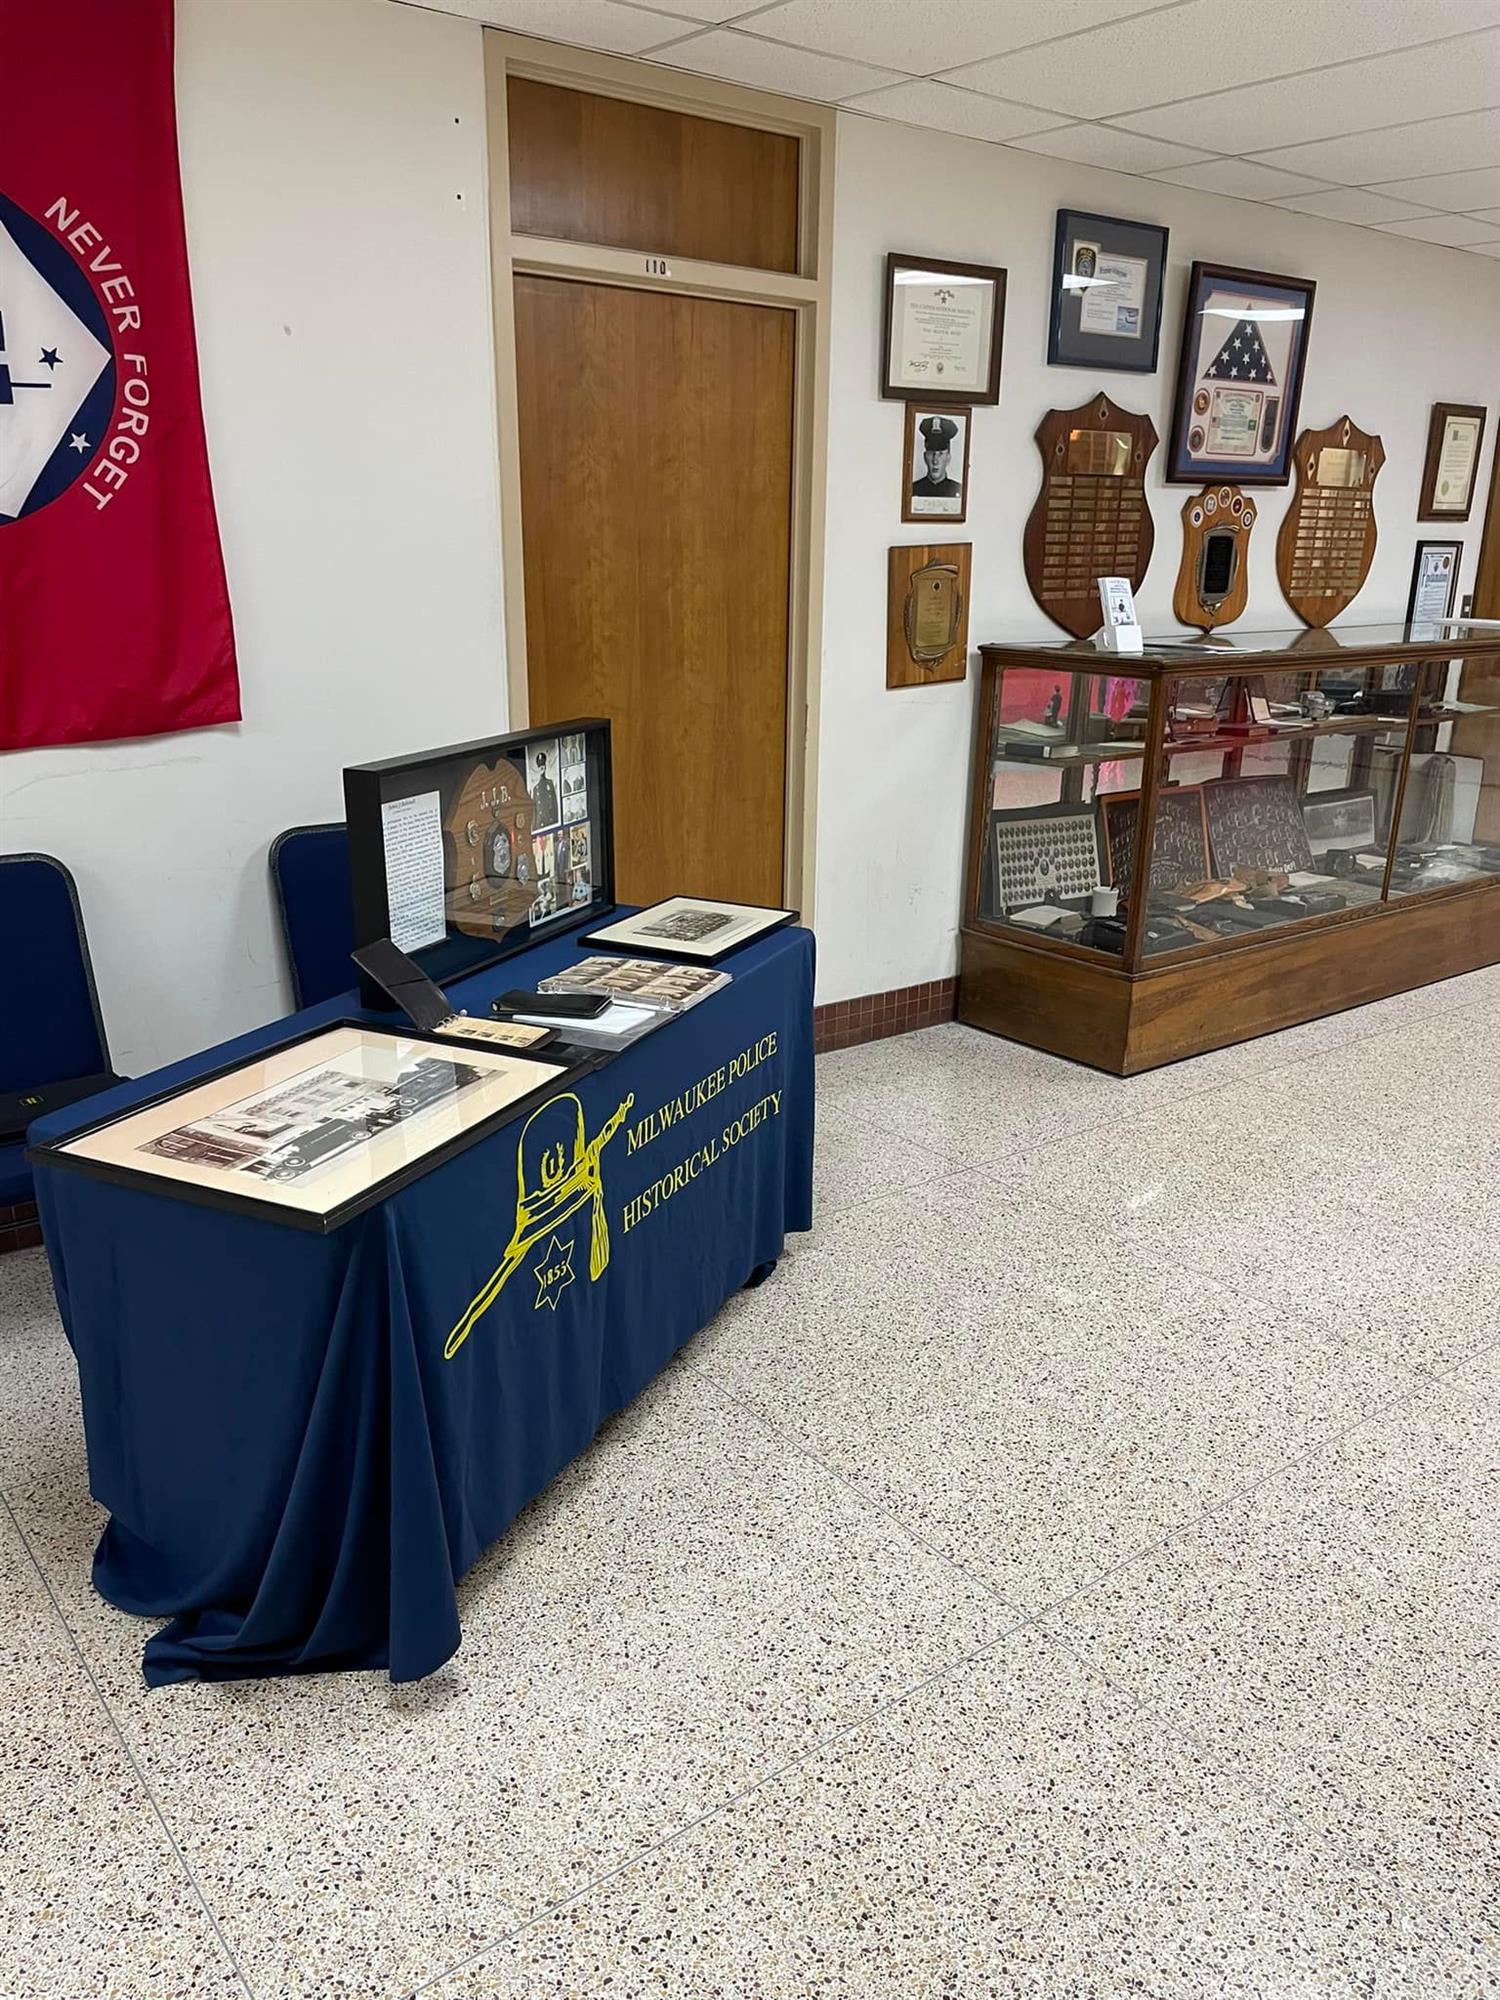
[445,1091,633,1359]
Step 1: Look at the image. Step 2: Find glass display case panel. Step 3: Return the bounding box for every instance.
[978,664,1151,957]
[1128,663,1413,961]
[1382,649,1500,900]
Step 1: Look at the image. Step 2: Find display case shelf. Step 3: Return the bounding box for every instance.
[960,623,1500,1073]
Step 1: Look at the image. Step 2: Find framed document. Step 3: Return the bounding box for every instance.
[1407,539,1461,629]
[584,897,796,963]
[1167,262,1315,485]
[31,1022,576,1232]
[1418,403,1486,521]
[902,403,971,522]
[1048,210,1169,374]
[882,252,1005,405]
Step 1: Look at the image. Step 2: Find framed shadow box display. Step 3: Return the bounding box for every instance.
[959,623,1500,1075]
[1167,262,1315,486]
[882,252,1005,405]
[30,1022,581,1233]
[1048,210,1168,374]
[345,720,614,1004]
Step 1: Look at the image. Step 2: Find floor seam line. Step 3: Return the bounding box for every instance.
[0,1492,258,2000]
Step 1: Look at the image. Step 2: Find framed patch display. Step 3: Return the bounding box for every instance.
[345,720,614,1003]
[1167,262,1315,486]
[882,252,1005,405]
[1048,210,1169,374]
[30,1022,577,1233]
[1275,417,1384,628]
[1407,539,1462,628]
[1418,403,1486,522]
[902,403,971,523]
[1023,394,1157,639]
[988,804,1102,912]
[1099,786,1211,899]
[1203,773,1316,878]
[584,896,796,964]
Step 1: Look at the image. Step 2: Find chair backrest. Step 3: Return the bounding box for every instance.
[269,822,355,1009]
[0,853,112,1093]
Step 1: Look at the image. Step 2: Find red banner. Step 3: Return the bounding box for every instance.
[0,0,238,750]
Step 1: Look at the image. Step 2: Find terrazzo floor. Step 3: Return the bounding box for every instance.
[3,974,1499,1999]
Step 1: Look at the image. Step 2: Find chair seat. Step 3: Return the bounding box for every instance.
[0,1142,32,1209]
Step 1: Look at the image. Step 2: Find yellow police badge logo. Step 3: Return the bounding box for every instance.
[445,1090,632,1358]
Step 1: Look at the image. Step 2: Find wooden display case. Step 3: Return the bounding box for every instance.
[959,623,1500,1073]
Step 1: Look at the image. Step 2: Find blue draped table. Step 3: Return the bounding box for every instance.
[30,922,814,1685]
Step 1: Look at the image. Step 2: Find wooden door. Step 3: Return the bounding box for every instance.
[513,273,794,906]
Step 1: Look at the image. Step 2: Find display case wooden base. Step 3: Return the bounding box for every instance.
[960,879,1500,1075]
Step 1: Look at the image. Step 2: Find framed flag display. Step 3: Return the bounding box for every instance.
[1166,263,1316,486]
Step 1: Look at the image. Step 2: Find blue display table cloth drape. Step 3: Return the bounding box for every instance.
[30,922,814,1685]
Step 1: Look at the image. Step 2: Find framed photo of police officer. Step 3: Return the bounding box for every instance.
[902,403,971,522]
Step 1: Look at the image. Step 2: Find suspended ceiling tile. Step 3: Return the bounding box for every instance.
[1462,238,1500,253]
[744,0,1166,76]
[1367,163,1500,209]
[1255,106,1500,184]
[937,0,1500,120]
[1006,123,1217,174]
[651,26,904,96]
[618,0,774,16]
[1373,211,1500,243]
[421,0,699,49]
[1151,157,1335,199]
[1115,27,1500,156]
[841,78,1068,140]
[1266,188,1446,224]
[1467,205,1500,222]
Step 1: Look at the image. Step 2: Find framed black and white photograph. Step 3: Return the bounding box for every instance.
[585,896,796,964]
[988,803,1102,913]
[1167,262,1316,485]
[30,1022,575,1232]
[901,403,971,522]
[1048,210,1169,374]
[882,252,1005,405]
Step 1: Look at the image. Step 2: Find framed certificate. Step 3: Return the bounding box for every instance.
[1406,539,1461,629]
[882,252,1005,405]
[1418,403,1486,521]
[1167,262,1316,485]
[1048,210,1169,374]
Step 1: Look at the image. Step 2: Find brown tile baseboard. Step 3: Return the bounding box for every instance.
[814,977,957,1054]
[0,1200,42,1256]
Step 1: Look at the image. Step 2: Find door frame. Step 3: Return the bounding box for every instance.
[482,30,834,920]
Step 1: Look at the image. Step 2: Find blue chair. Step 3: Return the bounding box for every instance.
[0,853,120,1207]
[269,822,355,1009]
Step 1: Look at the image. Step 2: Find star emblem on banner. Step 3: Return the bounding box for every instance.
[68,432,89,453]
[39,347,60,369]
[532,1233,576,1312]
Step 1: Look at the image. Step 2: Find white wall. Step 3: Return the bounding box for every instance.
[812,112,1500,1004]
[0,0,506,1073]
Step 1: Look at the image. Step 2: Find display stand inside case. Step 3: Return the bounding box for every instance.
[960,623,1500,1073]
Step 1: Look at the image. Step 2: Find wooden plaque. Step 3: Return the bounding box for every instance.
[1173,485,1257,630]
[887,542,971,688]
[1275,416,1384,627]
[1024,394,1157,639]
